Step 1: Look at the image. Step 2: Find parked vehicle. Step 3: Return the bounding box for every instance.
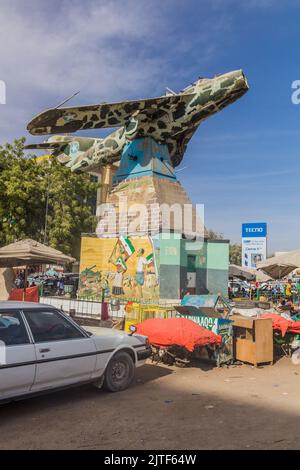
[228,280,250,297]
[0,302,151,403]
[61,273,79,298]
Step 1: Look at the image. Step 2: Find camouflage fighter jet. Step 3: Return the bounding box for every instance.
[24,134,103,165]
[26,69,249,172]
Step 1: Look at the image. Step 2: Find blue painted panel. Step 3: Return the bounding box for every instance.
[114,137,177,183]
[181,294,219,307]
[242,222,267,238]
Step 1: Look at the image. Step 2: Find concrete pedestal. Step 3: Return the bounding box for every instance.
[79,137,229,302]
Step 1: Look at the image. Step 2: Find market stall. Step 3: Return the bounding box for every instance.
[0,239,75,301]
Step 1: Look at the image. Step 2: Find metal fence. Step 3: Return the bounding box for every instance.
[232,291,300,305]
[40,296,126,319]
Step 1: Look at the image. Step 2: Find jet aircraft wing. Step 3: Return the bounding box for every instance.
[27,94,194,135]
[25,142,66,150]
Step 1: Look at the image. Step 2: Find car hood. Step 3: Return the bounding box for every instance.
[83,326,148,347]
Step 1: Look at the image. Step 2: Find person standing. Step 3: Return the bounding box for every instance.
[58,277,65,296]
[255,281,260,300]
[285,279,292,301]
[112,264,125,296]
[135,248,148,299]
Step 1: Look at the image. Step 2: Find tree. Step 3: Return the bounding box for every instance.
[208,228,242,265]
[0,138,99,258]
[229,244,242,265]
[207,228,224,240]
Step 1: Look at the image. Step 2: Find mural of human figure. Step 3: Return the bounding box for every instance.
[108,237,134,297]
[145,258,157,292]
[135,248,149,298]
[112,262,126,296]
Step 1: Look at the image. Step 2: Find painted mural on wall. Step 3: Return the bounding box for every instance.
[79,236,160,301]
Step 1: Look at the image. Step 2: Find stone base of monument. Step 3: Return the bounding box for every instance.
[78,137,229,303]
[97,174,203,237]
[96,137,204,237]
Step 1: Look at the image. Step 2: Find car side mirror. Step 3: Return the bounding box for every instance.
[129,325,137,336]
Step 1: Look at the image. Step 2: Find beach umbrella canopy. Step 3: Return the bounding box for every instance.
[229,264,255,281]
[229,264,271,282]
[257,249,300,279]
[257,263,296,280]
[0,239,75,267]
[254,269,272,282]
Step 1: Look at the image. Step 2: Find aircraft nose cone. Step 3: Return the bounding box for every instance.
[211,69,249,109]
[232,69,249,91]
[224,70,249,94]
[219,69,249,91]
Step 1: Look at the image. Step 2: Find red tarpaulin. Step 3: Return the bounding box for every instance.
[135,317,222,352]
[261,313,300,337]
[9,286,39,303]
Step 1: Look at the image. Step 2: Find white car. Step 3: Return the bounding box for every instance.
[0,302,151,403]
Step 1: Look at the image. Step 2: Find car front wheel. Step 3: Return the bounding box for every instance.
[104,351,135,392]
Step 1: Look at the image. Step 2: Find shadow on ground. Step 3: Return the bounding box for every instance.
[0,360,299,450]
[0,364,173,419]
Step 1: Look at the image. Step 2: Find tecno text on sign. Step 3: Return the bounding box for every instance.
[242,223,267,238]
[245,227,263,233]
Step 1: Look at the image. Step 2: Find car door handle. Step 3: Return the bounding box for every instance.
[39,348,51,353]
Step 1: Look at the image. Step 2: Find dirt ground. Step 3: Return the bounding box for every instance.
[0,356,299,450]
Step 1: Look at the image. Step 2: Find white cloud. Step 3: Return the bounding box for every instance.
[0,0,172,142]
[0,0,167,100]
[0,0,235,144]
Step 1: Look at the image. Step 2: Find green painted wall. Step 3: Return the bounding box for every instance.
[159,234,181,265]
[206,241,229,270]
[159,234,182,299]
[206,241,229,297]
[160,265,181,299]
[158,235,229,299]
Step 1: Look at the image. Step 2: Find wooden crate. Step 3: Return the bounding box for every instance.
[231,315,273,366]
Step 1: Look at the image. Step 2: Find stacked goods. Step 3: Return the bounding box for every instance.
[261,313,300,336]
[135,317,221,352]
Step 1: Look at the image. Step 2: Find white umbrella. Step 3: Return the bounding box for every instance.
[229,264,255,281]
[257,248,300,279]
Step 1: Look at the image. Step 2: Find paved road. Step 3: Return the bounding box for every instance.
[0,357,299,449]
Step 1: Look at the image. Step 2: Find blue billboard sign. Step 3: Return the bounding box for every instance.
[242,222,267,268]
[242,222,267,238]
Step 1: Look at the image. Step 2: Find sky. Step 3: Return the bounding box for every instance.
[0,0,299,253]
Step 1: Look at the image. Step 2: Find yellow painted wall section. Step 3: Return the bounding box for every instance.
[79,236,159,301]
